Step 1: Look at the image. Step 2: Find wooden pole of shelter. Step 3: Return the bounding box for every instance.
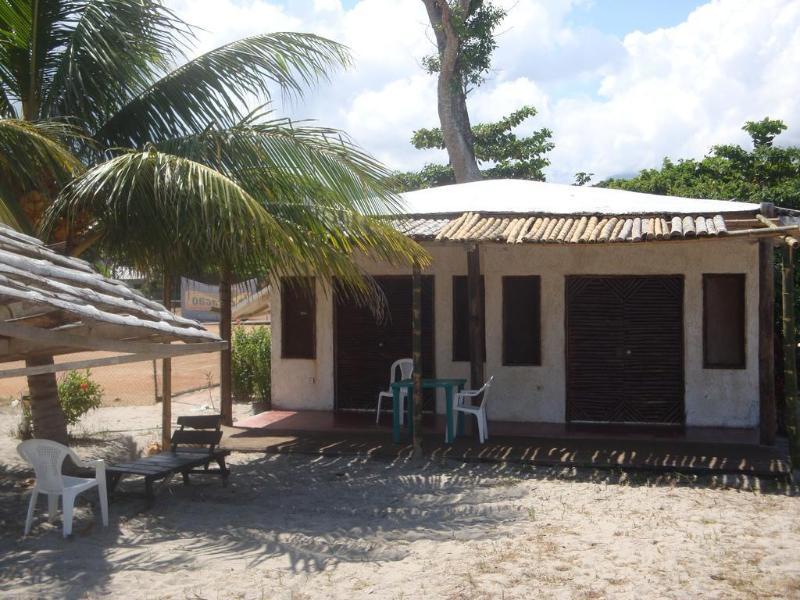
[759,202,777,445]
[161,272,173,449]
[220,268,233,426]
[412,263,423,458]
[467,244,484,390]
[781,237,800,465]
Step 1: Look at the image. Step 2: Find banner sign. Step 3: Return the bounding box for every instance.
[181,277,259,322]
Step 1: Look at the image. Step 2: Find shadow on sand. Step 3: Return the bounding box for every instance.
[1,431,796,598]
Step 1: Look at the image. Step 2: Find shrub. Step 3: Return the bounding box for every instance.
[232,325,271,406]
[57,370,103,426]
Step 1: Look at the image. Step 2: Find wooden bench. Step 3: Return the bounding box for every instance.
[107,415,231,507]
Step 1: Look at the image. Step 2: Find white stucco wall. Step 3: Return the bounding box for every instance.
[270,278,335,410]
[271,238,761,428]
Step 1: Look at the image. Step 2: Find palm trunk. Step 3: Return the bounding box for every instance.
[25,356,68,444]
[220,268,233,426]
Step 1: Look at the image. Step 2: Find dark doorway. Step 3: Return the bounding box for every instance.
[566,276,684,424]
[335,276,435,411]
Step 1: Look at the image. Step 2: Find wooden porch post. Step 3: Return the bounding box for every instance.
[161,272,172,449]
[759,202,776,445]
[467,244,484,389]
[781,237,799,464]
[220,268,233,426]
[412,263,423,457]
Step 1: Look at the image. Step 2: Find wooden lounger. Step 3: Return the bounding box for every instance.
[107,415,231,507]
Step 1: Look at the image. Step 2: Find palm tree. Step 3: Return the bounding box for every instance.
[0,118,84,443]
[2,1,426,441]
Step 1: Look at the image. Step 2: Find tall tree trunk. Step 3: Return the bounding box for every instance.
[161,273,173,449]
[422,0,482,183]
[220,268,233,426]
[26,356,68,444]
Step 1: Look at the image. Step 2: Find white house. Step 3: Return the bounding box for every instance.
[270,179,790,442]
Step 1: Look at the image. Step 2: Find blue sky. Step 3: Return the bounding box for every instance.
[568,0,707,36]
[168,0,800,183]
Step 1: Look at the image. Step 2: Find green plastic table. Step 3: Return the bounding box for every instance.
[390,378,467,443]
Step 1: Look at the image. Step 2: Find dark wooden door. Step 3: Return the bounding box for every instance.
[335,276,435,411]
[566,276,684,424]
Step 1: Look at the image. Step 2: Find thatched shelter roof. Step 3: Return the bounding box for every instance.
[0,224,224,378]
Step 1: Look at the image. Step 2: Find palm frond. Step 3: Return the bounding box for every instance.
[0,0,189,124]
[157,112,404,215]
[95,33,351,148]
[0,118,84,231]
[42,0,191,133]
[0,0,81,119]
[0,83,16,117]
[41,149,298,276]
[154,115,429,284]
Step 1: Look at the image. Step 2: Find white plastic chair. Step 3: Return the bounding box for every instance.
[449,376,495,443]
[376,358,414,424]
[17,439,108,537]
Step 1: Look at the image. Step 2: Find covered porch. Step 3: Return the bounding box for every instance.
[230,409,789,479]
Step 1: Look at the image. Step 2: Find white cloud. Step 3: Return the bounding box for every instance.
[164,0,800,182]
[544,0,800,181]
[341,74,442,168]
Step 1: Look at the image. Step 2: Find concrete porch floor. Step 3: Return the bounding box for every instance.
[227,410,790,480]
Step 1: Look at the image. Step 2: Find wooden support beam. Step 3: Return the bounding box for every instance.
[760,202,777,445]
[725,224,799,237]
[162,273,173,449]
[781,239,800,466]
[0,320,225,356]
[0,342,226,378]
[412,263,423,458]
[220,268,233,427]
[756,213,779,229]
[466,244,484,390]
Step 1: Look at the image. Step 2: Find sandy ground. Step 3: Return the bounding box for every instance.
[1,401,800,599]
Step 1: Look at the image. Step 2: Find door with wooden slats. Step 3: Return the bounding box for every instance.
[334,276,435,411]
[566,276,684,424]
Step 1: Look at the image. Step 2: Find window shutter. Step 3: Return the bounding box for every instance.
[703,274,746,369]
[281,277,316,359]
[503,276,541,365]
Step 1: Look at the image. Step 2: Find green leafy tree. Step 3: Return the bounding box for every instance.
[420,0,506,183]
[394,105,553,191]
[599,118,800,208]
